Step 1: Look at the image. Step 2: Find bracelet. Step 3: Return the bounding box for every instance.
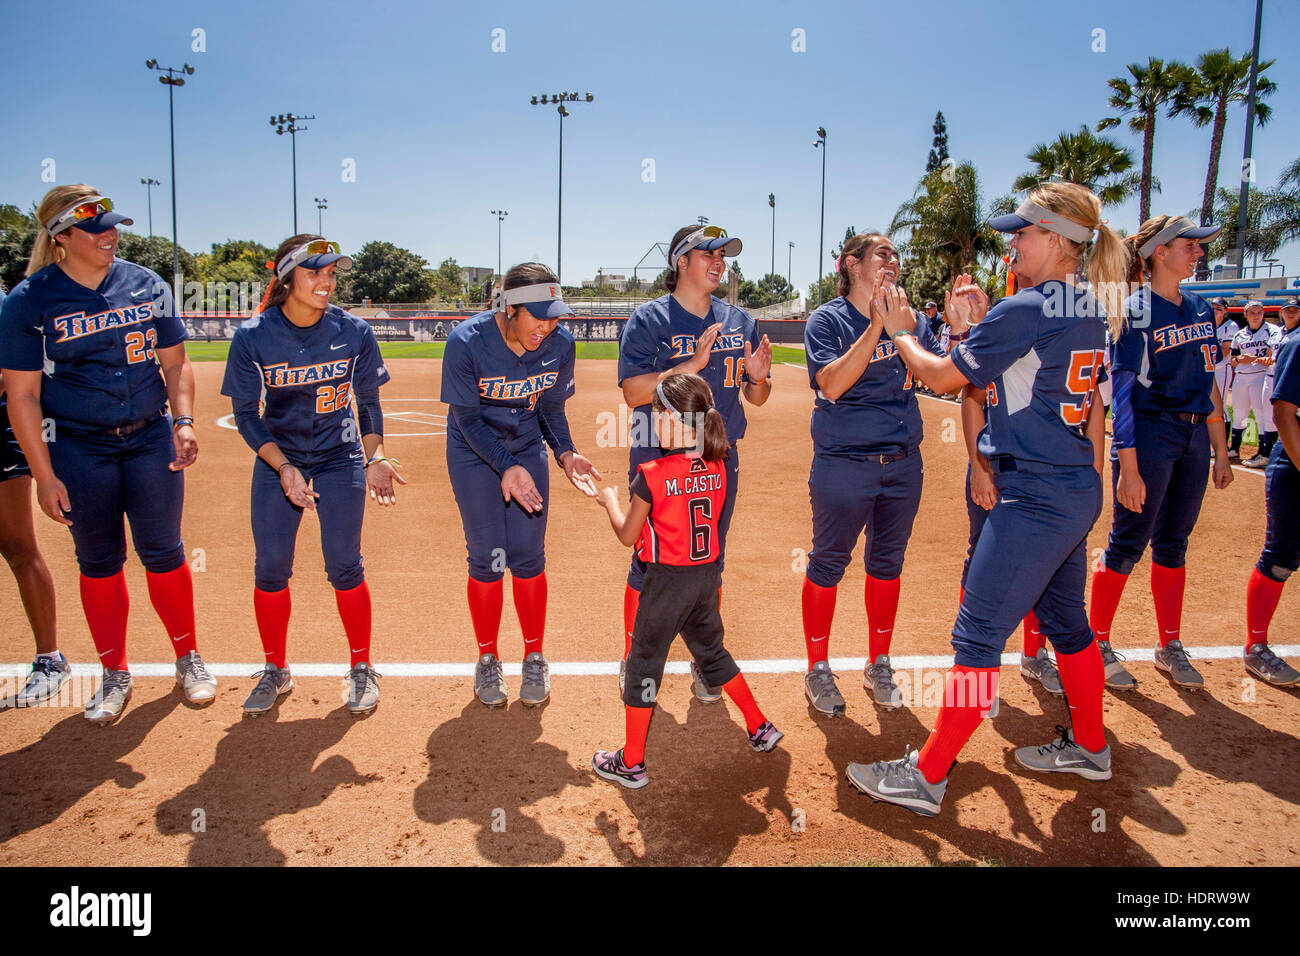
[277,462,294,474]
[1207,414,1223,424]
[172,416,194,429]
[890,329,913,341]
[365,456,401,468]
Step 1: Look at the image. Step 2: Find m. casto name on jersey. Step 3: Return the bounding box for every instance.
[1153,321,1214,353]
[478,371,558,400]
[52,303,153,342]
[262,359,351,388]
[663,472,723,496]
[669,332,746,359]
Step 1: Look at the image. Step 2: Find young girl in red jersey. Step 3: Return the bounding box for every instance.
[591,373,782,788]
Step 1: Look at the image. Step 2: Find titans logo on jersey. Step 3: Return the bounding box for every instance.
[478,371,560,402]
[1152,321,1215,353]
[262,359,352,388]
[668,332,747,359]
[52,302,155,342]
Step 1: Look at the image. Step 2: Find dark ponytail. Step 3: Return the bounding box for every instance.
[653,372,729,463]
[664,224,698,294]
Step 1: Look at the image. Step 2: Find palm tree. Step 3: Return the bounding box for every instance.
[1013,125,1145,205]
[889,162,1005,284]
[1097,57,1187,224]
[1262,157,1300,250]
[1171,48,1276,278]
[1208,185,1282,270]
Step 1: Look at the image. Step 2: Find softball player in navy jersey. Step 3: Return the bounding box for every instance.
[845,183,1129,816]
[1089,217,1233,691]
[617,224,772,702]
[1259,298,1300,464]
[0,184,214,725]
[1243,332,1300,685]
[0,286,66,707]
[801,233,950,717]
[1228,301,1274,466]
[592,373,781,788]
[441,262,600,709]
[221,235,396,717]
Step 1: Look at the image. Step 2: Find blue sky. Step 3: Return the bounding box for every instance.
[2,0,1296,292]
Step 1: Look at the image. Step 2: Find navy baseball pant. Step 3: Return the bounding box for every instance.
[449,432,549,582]
[1259,448,1300,582]
[806,450,922,588]
[48,415,186,577]
[1103,415,1210,574]
[953,465,1101,667]
[252,446,366,591]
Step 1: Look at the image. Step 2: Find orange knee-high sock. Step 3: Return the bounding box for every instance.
[1054,642,1106,752]
[721,673,766,734]
[802,577,837,669]
[145,563,197,657]
[916,666,999,784]
[1150,563,1186,647]
[254,586,291,668]
[512,571,547,657]
[335,580,372,667]
[1246,568,1285,651]
[467,577,503,658]
[865,574,901,661]
[1089,566,1129,642]
[1022,610,1045,657]
[80,572,130,672]
[623,706,654,766]
[623,584,640,659]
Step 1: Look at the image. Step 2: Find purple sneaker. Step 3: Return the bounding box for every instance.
[748,720,784,753]
[592,748,649,789]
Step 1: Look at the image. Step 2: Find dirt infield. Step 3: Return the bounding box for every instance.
[0,358,1296,866]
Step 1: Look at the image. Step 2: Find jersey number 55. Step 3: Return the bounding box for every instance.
[1059,348,1106,427]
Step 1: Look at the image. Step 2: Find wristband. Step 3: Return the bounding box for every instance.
[1207,414,1223,424]
[365,456,401,468]
[890,329,913,341]
[277,462,294,474]
[172,416,194,429]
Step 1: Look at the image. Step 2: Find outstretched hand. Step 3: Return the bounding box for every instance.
[944,273,989,330]
[502,464,544,513]
[561,451,602,497]
[744,335,773,382]
[872,285,914,338]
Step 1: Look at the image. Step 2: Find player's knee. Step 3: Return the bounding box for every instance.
[952,638,1003,670]
[1048,627,1094,657]
[806,554,848,589]
[1104,553,1138,576]
[507,555,545,579]
[696,650,739,689]
[254,558,294,592]
[325,563,365,591]
[1258,559,1295,583]
[865,556,904,580]
[1149,547,1187,570]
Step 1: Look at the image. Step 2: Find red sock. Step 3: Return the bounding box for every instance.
[1022,609,1045,657]
[865,574,901,661]
[916,666,998,784]
[623,705,653,766]
[512,571,547,657]
[1151,563,1186,647]
[623,584,640,659]
[467,577,503,658]
[1089,566,1129,642]
[1246,568,1285,650]
[145,563,196,657]
[721,673,766,734]
[335,580,372,667]
[80,572,129,672]
[254,586,291,668]
[1055,642,1106,752]
[801,577,836,669]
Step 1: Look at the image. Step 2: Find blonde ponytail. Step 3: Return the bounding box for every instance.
[27,184,101,276]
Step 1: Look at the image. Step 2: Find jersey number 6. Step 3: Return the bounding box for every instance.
[1059,348,1106,427]
[689,497,713,562]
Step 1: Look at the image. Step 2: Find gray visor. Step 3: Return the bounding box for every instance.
[1137,217,1223,259]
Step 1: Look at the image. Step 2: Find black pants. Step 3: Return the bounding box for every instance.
[622,562,740,709]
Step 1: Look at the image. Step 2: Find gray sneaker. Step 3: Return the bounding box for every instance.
[1154,639,1203,689]
[175,650,218,704]
[1243,454,1269,469]
[17,653,72,707]
[690,659,722,703]
[1014,725,1112,781]
[846,748,947,817]
[85,669,133,725]
[1020,648,1064,696]
[242,664,293,716]
[345,662,380,716]
[1244,643,1300,687]
[863,654,903,709]
[520,652,551,707]
[475,653,508,708]
[1098,640,1137,690]
[804,660,845,717]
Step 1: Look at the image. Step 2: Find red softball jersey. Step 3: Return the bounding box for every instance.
[632,452,726,566]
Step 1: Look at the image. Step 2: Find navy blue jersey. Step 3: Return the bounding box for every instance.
[950,281,1107,468]
[1232,322,1273,376]
[1111,287,1216,416]
[617,294,761,447]
[0,258,185,429]
[1273,336,1300,410]
[0,287,6,409]
[441,310,576,454]
[221,304,389,461]
[805,296,944,456]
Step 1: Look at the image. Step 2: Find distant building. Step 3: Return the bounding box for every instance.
[460,266,494,287]
[582,273,640,293]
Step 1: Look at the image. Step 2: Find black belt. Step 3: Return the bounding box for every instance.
[867,447,913,465]
[96,412,163,437]
[1141,410,1208,425]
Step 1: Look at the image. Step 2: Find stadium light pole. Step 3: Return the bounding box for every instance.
[491,209,508,280]
[314,197,327,235]
[768,193,776,304]
[813,126,827,307]
[268,112,314,233]
[530,91,593,285]
[145,59,193,298]
[1233,0,1264,275]
[697,215,709,227]
[787,241,795,301]
[140,177,160,273]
